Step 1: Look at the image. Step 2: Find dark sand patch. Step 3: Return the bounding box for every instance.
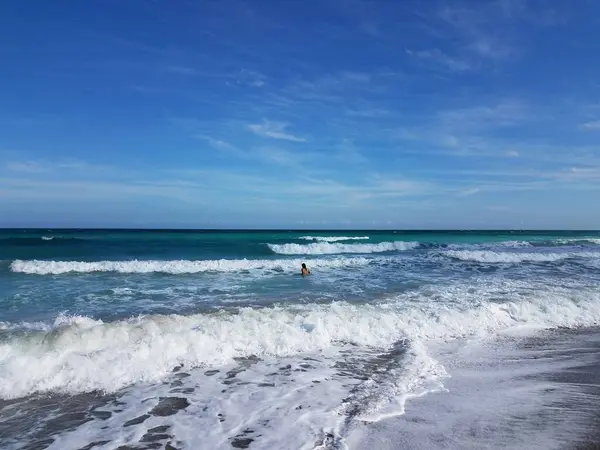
[123,414,150,427]
[150,397,190,417]
[79,440,111,450]
[231,437,254,448]
[21,439,54,450]
[90,410,112,420]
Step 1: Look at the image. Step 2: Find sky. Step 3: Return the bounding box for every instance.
[1,0,600,229]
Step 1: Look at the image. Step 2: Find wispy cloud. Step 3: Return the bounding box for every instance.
[406,0,565,74]
[6,161,49,173]
[406,48,473,72]
[395,99,532,159]
[256,147,303,167]
[436,3,516,62]
[5,159,108,174]
[345,107,391,118]
[458,187,481,197]
[234,69,267,87]
[560,167,600,180]
[194,134,241,154]
[580,120,600,130]
[247,120,306,142]
[164,65,203,76]
[438,100,528,129]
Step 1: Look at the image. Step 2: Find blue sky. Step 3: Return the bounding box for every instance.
[1,0,599,229]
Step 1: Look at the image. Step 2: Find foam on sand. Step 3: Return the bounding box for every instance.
[10,257,371,275]
[268,241,419,255]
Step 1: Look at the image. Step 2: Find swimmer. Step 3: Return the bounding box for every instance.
[301,263,311,276]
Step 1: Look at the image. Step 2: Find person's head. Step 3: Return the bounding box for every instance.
[301,263,306,269]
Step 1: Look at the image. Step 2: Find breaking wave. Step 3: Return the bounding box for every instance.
[1,284,599,399]
[10,257,372,275]
[299,236,370,242]
[268,241,419,255]
[446,250,600,263]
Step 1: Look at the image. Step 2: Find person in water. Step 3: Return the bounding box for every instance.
[301,263,311,276]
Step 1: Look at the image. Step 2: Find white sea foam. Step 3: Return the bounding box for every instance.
[268,241,419,255]
[10,257,371,275]
[553,238,600,245]
[44,347,446,450]
[0,321,51,332]
[446,250,600,263]
[2,283,600,399]
[299,236,370,242]
[445,240,533,251]
[41,236,54,241]
[496,240,533,248]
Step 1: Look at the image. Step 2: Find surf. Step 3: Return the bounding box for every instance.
[268,241,419,255]
[10,257,373,275]
[2,282,599,400]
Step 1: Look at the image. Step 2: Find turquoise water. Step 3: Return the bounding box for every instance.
[2,229,599,324]
[1,229,600,449]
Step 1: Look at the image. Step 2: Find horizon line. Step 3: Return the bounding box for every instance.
[1,227,599,232]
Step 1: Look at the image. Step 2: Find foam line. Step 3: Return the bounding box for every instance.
[446,250,600,263]
[10,257,372,275]
[299,236,370,242]
[268,241,419,255]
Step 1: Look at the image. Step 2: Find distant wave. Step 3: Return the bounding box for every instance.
[0,236,82,246]
[442,241,533,251]
[551,238,600,246]
[268,241,419,255]
[494,240,533,248]
[10,257,372,275]
[299,236,370,242]
[446,250,600,263]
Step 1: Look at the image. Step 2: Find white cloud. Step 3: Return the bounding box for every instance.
[5,159,107,174]
[486,205,510,211]
[458,187,481,197]
[468,38,512,60]
[6,161,49,173]
[345,107,390,118]
[0,177,206,204]
[581,120,600,130]
[234,69,267,88]
[562,167,600,180]
[165,65,202,76]
[256,147,301,167]
[247,120,306,142]
[432,1,559,66]
[194,135,240,152]
[438,100,527,128]
[406,48,473,72]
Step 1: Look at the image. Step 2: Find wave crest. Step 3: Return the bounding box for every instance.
[446,250,600,263]
[1,286,600,399]
[268,241,419,255]
[10,257,371,275]
[299,236,370,242]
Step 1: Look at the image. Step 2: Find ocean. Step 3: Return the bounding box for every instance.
[1,229,600,450]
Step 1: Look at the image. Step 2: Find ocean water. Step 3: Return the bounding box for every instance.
[1,229,600,449]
